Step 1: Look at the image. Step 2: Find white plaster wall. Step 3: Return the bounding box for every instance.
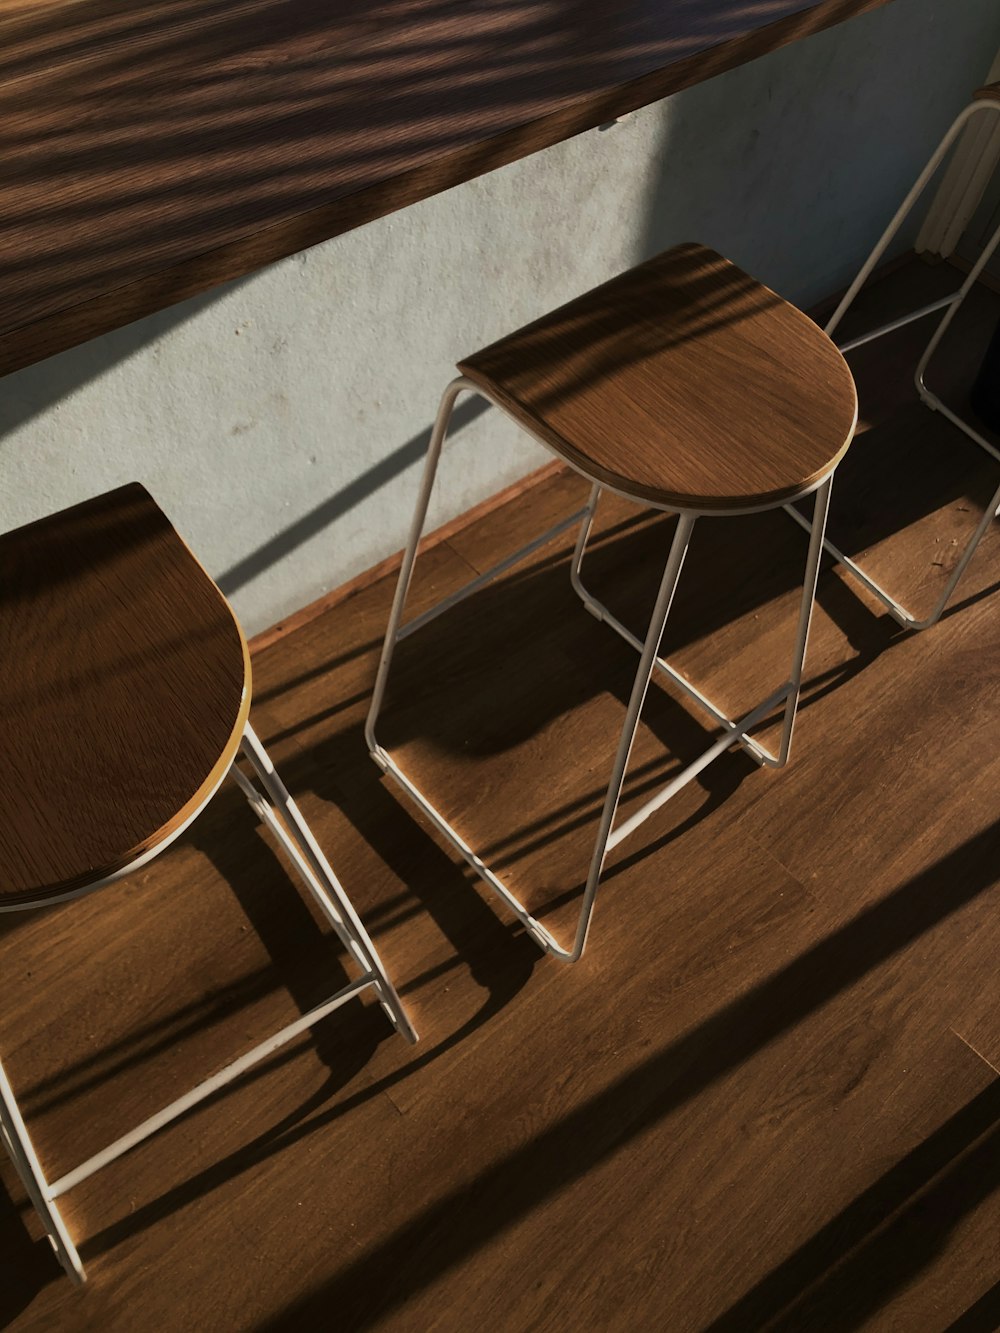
[3,0,999,635]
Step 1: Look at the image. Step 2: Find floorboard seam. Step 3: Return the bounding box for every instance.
[950,1028,1000,1078]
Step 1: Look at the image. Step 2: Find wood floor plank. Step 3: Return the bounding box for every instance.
[249,904,1000,1332]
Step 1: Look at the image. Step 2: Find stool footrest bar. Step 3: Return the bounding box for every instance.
[372,672,787,959]
[48,974,374,1199]
[572,581,775,766]
[398,507,587,642]
[604,684,790,852]
[835,293,962,354]
[782,502,916,623]
[371,743,542,939]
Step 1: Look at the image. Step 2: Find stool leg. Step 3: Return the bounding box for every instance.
[566,512,697,961]
[568,482,603,614]
[0,1057,84,1282]
[366,378,465,756]
[235,725,417,1044]
[774,476,834,767]
[563,483,830,955]
[914,213,1000,411]
[570,485,773,766]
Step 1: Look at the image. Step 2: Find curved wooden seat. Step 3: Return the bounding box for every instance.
[459,243,857,513]
[0,484,250,908]
[974,82,1000,103]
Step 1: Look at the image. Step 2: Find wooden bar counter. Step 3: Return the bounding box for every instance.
[0,0,890,379]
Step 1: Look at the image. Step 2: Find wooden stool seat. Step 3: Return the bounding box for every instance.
[459,243,857,512]
[0,483,250,907]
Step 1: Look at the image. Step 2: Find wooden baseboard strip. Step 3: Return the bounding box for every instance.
[249,458,568,654]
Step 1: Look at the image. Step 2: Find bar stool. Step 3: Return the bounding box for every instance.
[0,484,416,1283]
[366,243,857,963]
[785,82,1000,629]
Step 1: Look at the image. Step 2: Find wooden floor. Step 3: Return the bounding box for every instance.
[3,259,1000,1331]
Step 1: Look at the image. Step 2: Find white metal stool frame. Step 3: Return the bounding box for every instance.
[0,721,416,1284]
[366,376,840,965]
[786,93,1000,630]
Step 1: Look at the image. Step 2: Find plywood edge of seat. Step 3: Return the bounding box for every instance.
[458,243,857,513]
[456,367,856,513]
[974,82,1000,104]
[0,484,253,911]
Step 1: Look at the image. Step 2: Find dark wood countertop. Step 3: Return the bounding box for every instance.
[0,0,890,376]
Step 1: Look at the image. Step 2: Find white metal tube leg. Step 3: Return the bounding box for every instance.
[774,476,834,766]
[566,480,829,958]
[914,213,1000,454]
[366,378,466,756]
[0,1057,84,1282]
[568,482,602,604]
[237,724,417,1044]
[562,512,697,962]
[570,485,775,767]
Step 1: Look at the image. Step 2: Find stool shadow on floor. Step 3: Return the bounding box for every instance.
[368,494,899,911]
[0,1175,57,1320]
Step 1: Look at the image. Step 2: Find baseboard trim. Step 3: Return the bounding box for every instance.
[248,458,568,654]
